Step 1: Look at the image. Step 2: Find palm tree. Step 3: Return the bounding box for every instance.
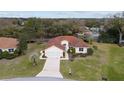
[30,53,39,66]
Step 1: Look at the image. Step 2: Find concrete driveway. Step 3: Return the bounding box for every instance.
[36,57,63,78]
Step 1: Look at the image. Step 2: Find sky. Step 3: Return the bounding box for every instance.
[0,11,121,18]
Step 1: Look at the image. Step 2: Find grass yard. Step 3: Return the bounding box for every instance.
[0,42,123,80]
[106,45,124,80]
[61,59,101,80]
[60,42,124,81]
[0,43,46,79]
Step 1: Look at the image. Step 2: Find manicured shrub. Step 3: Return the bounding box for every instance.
[87,48,94,55]
[67,47,76,55]
[14,49,20,57]
[5,53,16,59]
[0,52,2,59]
[2,51,9,58]
[68,47,76,61]
[1,50,19,59]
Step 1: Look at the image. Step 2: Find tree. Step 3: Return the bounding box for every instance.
[29,53,39,66]
[113,18,124,44]
[0,27,21,38]
[85,19,101,28]
[99,27,119,43]
[104,12,124,44]
[18,34,28,55]
[23,18,43,40]
[83,34,93,44]
[41,19,81,38]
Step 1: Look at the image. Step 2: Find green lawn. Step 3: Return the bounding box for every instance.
[106,45,124,80]
[0,43,46,79]
[0,42,124,80]
[60,43,124,81]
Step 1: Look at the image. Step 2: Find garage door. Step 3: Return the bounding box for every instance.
[45,46,63,58]
[47,51,61,58]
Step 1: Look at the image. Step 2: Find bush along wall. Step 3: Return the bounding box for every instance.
[87,48,94,56]
[0,49,19,60]
[0,52,2,59]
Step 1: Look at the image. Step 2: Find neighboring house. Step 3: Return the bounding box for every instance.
[0,37,18,53]
[76,27,93,42]
[40,36,89,60]
[86,26,105,41]
[83,31,93,43]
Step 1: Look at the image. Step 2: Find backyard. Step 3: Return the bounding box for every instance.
[0,43,46,79]
[60,42,124,80]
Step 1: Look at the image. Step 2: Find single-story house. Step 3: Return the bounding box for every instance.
[76,26,93,39]
[40,36,89,60]
[0,37,18,53]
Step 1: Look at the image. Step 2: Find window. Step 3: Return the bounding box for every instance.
[8,49,14,52]
[63,44,66,46]
[79,48,84,51]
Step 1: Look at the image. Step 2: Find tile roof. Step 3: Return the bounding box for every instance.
[47,36,88,50]
[84,31,93,35]
[0,37,18,49]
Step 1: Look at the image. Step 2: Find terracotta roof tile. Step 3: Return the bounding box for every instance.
[0,37,18,49]
[47,36,88,50]
[74,39,89,47]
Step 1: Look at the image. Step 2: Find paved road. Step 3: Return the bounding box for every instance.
[36,57,63,78]
[3,77,68,81]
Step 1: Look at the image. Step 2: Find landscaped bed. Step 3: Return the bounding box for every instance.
[0,43,46,79]
[60,43,124,80]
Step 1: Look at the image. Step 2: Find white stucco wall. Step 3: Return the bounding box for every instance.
[0,48,16,53]
[61,40,69,51]
[44,46,64,58]
[75,47,88,54]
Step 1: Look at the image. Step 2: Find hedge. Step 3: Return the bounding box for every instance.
[87,48,94,55]
[0,50,19,60]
